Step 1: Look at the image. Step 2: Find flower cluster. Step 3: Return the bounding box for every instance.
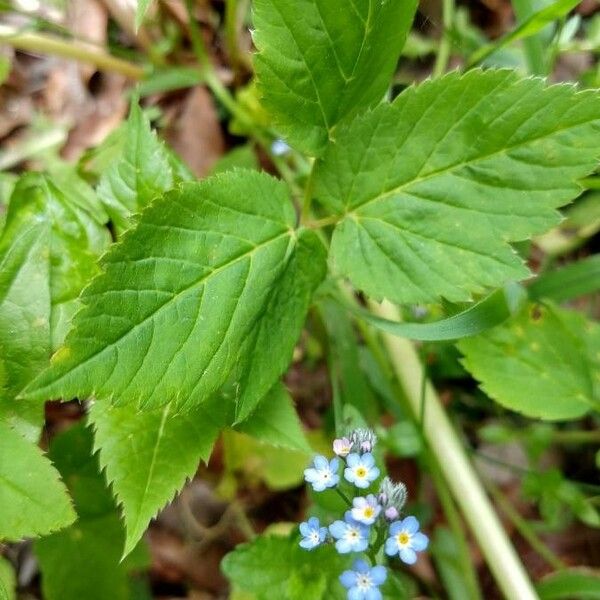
[299,429,429,599]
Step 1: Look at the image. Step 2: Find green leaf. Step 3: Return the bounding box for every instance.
[458,303,600,420]
[24,171,297,411]
[222,534,348,600]
[35,425,144,600]
[89,394,228,556]
[253,0,418,155]
[0,557,16,600]
[0,579,6,600]
[536,568,600,599]
[0,422,75,541]
[315,70,600,304]
[234,228,326,421]
[235,383,311,453]
[97,103,174,236]
[0,172,109,438]
[135,0,153,30]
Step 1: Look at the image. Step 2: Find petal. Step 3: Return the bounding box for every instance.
[366,494,378,505]
[402,516,420,534]
[318,527,328,541]
[327,474,339,488]
[353,559,369,573]
[330,457,340,471]
[367,467,380,481]
[354,538,369,552]
[399,548,417,565]
[411,532,429,551]
[344,468,356,484]
[336,539,352,554]
[346,453,360,467]
[299,538,314,549]
[344,510,355,522]
[314,455,328,469]
[311,480,326,492]
[304,468,318,482]
[348,588,364,600]
[361,453,375,467]
[353,497,367,509]
[365,589,382,600]
[370,565,387,585]
[307,517,319,529]
[389,521,402,535]
[351,508,363,522]
[339,570,357,589]
[299,522,310,536]
[329,521,346,539]
[385,538,398,556]
[354,477,369,489]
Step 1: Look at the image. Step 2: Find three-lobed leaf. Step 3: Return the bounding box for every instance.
[24,170,299,411]
[0,422,75,541]
[253,0,418,155]
[315,70,600,304]
[458,303,600,420]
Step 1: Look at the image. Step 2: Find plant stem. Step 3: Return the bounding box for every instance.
[511,0,547,75]
[433,0,454,78]
[485,479,565,571]
[335,487,352,506]
[371,300,539,600]
[0,24,144,79]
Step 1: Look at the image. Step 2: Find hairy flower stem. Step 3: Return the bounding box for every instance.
[371,300,539,600]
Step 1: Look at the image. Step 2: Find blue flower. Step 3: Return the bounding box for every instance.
[304,455,340,492]
[339,559,387,600]
[385,516,429,564]
[344,453,380,489]
[329,511,370,553]
[351,494,381,525]
[299,517,327,550]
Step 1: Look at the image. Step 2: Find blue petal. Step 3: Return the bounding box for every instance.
[365,589,382,600]
[314,455,328,469]
[346,453,360,467]
[367,467,380,481]
[344,468,356,484]
[411,531,429,551]
[318,527,328,541]
[366,494,378,505]
[353,497,367,509]
[299,538,316,549]
[361,453,375,467]
[354,477,370,489]
[370,565,387,586]
[329,520,346,539]
[343,511,355,523]
[353,559,369,573]
[311,480,326,492]
[307,517,320,529]
[353,538,369,552]
[335,539,352,554]
[388,521,402,535]
[399,548,417,564]
[385,538,398,556]
[330,474,340,486]
[348,588,364,600]
[402,516,419,534]
[339,570,357,589]
[329,457,340,471]
[299,522,311,536]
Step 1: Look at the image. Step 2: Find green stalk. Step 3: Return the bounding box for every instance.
[371,300,539,600]
[433,0,455,78]
[511,0,547,74]
[0,24,143,78]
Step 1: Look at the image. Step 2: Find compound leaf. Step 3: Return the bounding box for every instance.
[25,171,297,412]
[97,103,173,237]
[316,70,600,304]
[458,303,600,420]
[253,0,418,155]
[90,394,228,556]
[0,422,75,541]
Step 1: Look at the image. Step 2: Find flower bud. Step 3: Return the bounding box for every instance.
[378,477,407,515]
[384,506,399,521]
[349,429,377,455]
[333,437,352,457]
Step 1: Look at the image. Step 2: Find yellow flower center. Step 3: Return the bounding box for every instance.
[397,532,411,546]
[364,507,375,518]
[356,467,367,478]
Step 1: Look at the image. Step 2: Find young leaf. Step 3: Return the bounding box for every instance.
[253,0,418,155]
[89,394,228,556]
[35,424,147,600]
[458,303,600,420]
[315,70,600,304]
[0,422,75,541]
[235,383,311,453]
[222,534,348,600]
[536,568,600,600]
[234,228,326,422]
[24,171,297,411]
[97,103,174,236]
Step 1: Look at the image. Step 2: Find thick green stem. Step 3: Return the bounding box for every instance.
[433,0,454,78]
[371,300,539,600]
[0,24,144,78]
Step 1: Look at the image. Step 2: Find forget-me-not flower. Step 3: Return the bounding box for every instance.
[351,495,381,525]
[304,455,339,492]
[339,559,387,600]
[299,517,328,550]
[385,516,429,564]
[344,453,380,489]
[333,437,353,457]
[329,511,370,553]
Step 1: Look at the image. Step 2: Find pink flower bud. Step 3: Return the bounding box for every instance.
[333,437,352,457]
[385,507,399,521]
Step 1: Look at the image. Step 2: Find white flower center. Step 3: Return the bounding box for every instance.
[346,527,360,541]
[357,574,372,590]
[310,532,319,543]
